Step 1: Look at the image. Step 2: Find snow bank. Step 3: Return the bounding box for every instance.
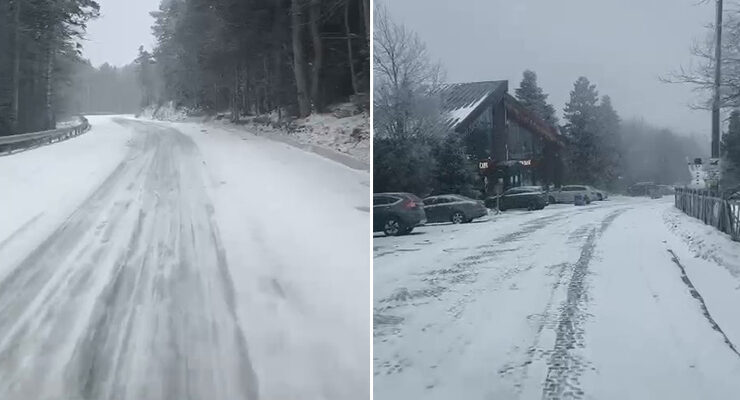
[0,115,132,277]
[224,106,369,167]
[139,102,370,168]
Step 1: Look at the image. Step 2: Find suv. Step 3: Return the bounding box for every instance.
[373,193,427,236]
[550,185,593,204]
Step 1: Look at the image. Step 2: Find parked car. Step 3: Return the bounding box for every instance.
[423,194,488,224]
[586,186,608,201]
[549,185,593,204]
[486,186,548,211]
[373,193,427,236]
[628,182,656,197]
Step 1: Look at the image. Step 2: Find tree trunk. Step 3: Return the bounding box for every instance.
[362,0,369,44]
[345,0,359,95]
[308,0,323,112]
[232,62,239,122]
[291,0,310,117]
[45,43,54,130]
[272,1,285,114]
[11,0,21,133]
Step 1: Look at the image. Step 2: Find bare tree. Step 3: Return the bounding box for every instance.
[663,8,740,110]
[373,2,445,139]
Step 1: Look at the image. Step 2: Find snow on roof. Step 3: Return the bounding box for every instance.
[433,81,507,130]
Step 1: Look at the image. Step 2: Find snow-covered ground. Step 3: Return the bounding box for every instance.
[374,197,740,399]
[0,115,370,400]
[140,102,370,168]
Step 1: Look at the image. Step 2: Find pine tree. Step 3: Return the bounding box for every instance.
[595,95,621,188]
[563,77,600,184]
[724,110,740,166]
[515,70,558,127]
[722,109,740,190]
[433,133,479,197]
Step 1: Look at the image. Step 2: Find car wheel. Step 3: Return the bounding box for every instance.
[597,193,603,201]
[527,201,537,211]
[383,218,403,236]
[548,196,556,204]
[451,211,465,224]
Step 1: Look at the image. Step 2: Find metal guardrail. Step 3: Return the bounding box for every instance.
[675,187,740,241]
[0,116,90,155]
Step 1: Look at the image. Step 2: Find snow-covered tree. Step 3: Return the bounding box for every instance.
[515,70,558,127]
[373,2,455,195]
[373,2,444,140]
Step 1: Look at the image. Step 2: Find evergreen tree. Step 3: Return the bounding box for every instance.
[595,95,621,188]
[432,133,479,198]
[0,0,100,135]
[373,135,436,196]
[515,70,558,127]
[150,0,370,118]
[722,109,740,189]
[563,76,600,184]
[724,109,740,166]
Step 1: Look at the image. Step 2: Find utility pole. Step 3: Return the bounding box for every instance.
[712,0,723,160]
[708,0,724,191]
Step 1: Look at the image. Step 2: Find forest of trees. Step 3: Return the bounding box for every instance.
[142,0,370,120]
[0,0,100,136]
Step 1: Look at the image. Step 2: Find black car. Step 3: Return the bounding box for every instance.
[422,194,488,224]
[373,193,427,236]
[485,186,548,211]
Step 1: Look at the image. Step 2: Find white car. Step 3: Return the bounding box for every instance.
[585,185,608,201]
[549,185,595,204]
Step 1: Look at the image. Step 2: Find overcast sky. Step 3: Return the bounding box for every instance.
[83,0,159,67]
[385,0,717,137]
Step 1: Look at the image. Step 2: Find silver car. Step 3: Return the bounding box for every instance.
[549,185,594,204]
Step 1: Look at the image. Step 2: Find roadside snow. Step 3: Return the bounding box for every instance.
[139,102,369,168]
[0,115,132,276]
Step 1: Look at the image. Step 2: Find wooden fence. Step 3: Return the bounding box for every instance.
[674,187,740,241]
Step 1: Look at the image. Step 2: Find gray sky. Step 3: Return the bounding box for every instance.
[83,0,159,67]
[385,0,716,137]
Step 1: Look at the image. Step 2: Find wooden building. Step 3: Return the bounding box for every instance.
[434,80,565,194]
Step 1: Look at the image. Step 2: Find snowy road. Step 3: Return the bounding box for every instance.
[374,197,740,400]
[0,116,370,400]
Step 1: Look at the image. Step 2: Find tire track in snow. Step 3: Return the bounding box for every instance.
[666,249,740,359]
[0,120,258,400]
[541,208,626,400]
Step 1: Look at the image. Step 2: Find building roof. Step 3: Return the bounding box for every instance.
[503,94,562,145]
[432,81,507,131]
[432,80,563,147]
